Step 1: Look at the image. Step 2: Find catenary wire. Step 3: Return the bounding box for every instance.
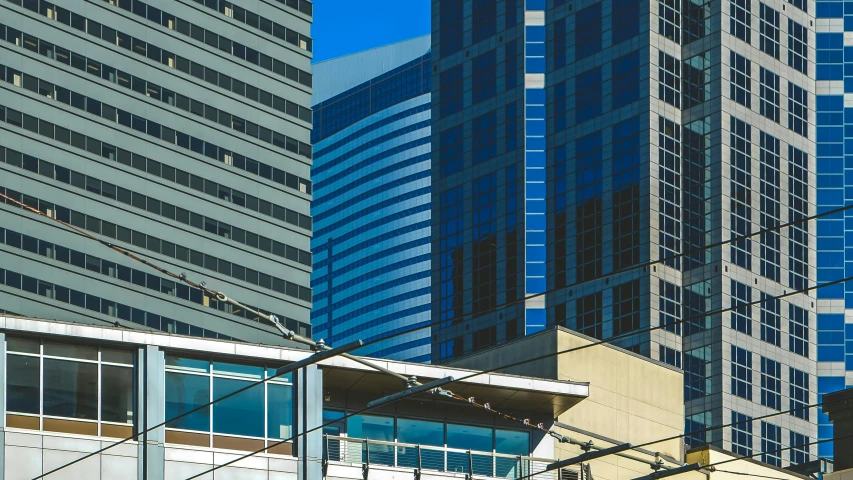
[182,273,853,479]
[4,191,846,475]
[36,272,848,479]
[2,189,845,358]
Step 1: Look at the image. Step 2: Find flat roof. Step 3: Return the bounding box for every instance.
[0,316,589,414]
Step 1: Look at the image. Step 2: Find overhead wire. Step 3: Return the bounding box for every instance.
[181,273,853,479]
[1,189,845,358]
[11,181,850,476]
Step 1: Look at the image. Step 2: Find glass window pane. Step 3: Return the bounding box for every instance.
[165,355,209,373]
[267,383,293,439]
[495,429,528,454]
[448,423,493,474]
[102,349,133,365]
[7,337,39,354]
[347,415,394,465]
[43,358,98,419]
[212,378,263,437]
[211,361,263,379]
[397,418,444,469]
[7,354,39,414]
[165,372,210,431]
[43,342,97,360]
[101,365,134,423]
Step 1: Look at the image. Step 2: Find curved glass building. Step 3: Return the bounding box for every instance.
[311,36,432,362]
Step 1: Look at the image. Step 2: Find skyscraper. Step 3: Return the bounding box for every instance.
[815,0,852,460]
[0,0,314,344]
[311,36,432,362]
[431,0,817,464]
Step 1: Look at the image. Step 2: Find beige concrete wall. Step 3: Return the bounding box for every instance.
[452,329,692,480]
[826,470,853,480]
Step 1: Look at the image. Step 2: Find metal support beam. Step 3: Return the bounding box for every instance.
[632,463,703,480]
[546,444,633,471]
[367,377,455,409]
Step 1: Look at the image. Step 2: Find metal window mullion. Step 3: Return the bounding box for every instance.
[39,342,43,430]
[209,368,214,447]
[97,348,102,437]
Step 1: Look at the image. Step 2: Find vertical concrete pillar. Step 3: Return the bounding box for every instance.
[137,345,165,480]
[296,364,322,480]
[0,333,6,480]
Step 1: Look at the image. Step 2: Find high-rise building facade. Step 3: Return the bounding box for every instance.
[815,0,853,460]
[431,0,818,465]
[311,36,432,362]
[0,0,314,344]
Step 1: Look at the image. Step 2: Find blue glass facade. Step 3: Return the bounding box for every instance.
[432,0,817,465]
[816,0,853,459]
[311,37,432,362]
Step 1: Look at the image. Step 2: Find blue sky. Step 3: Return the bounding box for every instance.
[311,0,430,62]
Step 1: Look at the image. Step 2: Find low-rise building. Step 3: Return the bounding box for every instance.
[0,315,804,480]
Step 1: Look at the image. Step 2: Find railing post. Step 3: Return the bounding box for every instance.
[467,450,473,480]
[362,438,370,480]
[415,444,422,480]
[322,434,328,477]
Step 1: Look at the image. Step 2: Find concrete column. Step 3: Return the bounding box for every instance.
[296,364,322,480]
[137,345,165,480]
[0,333,6,480]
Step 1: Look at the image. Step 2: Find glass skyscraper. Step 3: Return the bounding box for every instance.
[311,36,432,362]
[815,0,853,460]
[431,0,817,464]
[0,0,314,343]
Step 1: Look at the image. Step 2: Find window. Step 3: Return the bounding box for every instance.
[505,40,518,90]
[731,280,752,334]
[472,50,496,104]
[730,0,751,43]
[759,132,781,281]
[683,51,711,108]
[439,125,464,177]
[613,52,641,109]
[685,347,711,400]
[760,293,781,346]
[439,65,463,116]
[788,82,808,137]
[576,132,603,281]
[613,280,640,335]
[789,305,809,358]
[165,356,293,445]
[788,147,808,290]
[790,367,809,420]
[659,0,681,43]
[6,339,133,436]
[576,67,602,123]
[439,0,463,55]
[761,422,782,467]
[731,345,752,400]
[658,117,681,269]
[788,0,806,12]
[576,3,602,58]
[576,291,603,339]
[790,432,810,464]
[471,0,495,43]
[554,18,567,68]
[472,112,496,164]
[659,345,682,368]
[759,4,780,58]
[612,116,642,270]
[730,51,751,107]
[788,19,808,74]
[660,280,682,335]
[613,0,640,44]
[659,52,680,107]
[685,411,711,447]
[760,357,781,409]
[731,411,753,456]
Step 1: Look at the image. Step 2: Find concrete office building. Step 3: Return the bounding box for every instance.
[814,0,853,460]
[0,0,314,343]
[0,313,802,480]
[311,37,433,362]
[430,0,817,465]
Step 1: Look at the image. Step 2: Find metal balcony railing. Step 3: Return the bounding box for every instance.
[323,434,580,479]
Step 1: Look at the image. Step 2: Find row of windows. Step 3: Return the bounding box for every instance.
[788,147,809,290]
[731,413,809,465]
[92,0,312,86]
[0,267,235,339]
[0,226,309,334]
[1,67,313,215]
[732,0,809,75]
[0,60,307,164]
[0,186,312,302]
[731,345,811,413]
[0,88,310,204]
[184,0,312,52]
[0,10,313,127]
[0,145,312,261]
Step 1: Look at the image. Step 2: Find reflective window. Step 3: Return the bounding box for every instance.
[731,345,752,400]
[576,3,602,58]
[731,411,753,456]
[5,339,134,435]
[761,421,782,466]
[730,0,751,43]
[788,19,808,74]
[165,357,293,444]
[730,51,751,107]
[759,3,780,59]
